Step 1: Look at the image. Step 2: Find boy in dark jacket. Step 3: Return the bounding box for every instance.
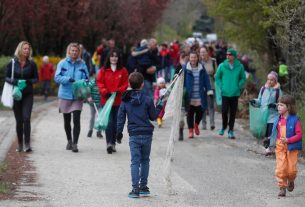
[116,72,163,198]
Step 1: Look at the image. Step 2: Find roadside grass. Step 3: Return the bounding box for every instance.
[0,162,9,194]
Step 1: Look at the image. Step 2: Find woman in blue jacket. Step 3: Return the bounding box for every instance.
[184,50,212,138]
[55,43,89,153]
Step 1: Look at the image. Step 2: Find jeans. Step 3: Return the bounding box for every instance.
[143,80,153,99]
[89,104,101,131]
[129,135,152,189]
[42,80,51,99]
[105,106,119,145]
[202,94,215,128]
[13,93,33,147]
[221,96,239,131]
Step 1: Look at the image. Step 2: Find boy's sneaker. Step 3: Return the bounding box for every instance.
[87,130,93,138]
[139,186,150,196]
[218,129,225,136]
[228,130,235,139]
[96,131,103,138]
[128,189,140,198]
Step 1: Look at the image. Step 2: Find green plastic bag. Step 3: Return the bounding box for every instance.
[72,80,91,100]
[13,87,22,101]
[18,80,27,90]
[94,93,116,131]
[215,82,222,106]
[249,104,269,139]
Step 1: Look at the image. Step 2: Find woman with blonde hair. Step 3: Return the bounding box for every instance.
[54,43,89,153]
[4,41,38,152]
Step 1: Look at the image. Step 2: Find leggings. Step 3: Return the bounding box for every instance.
[187,105,203,129]
[13,94,33,146]
[63,110,81,144]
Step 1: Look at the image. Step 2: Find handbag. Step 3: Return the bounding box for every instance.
[1,59,15,108]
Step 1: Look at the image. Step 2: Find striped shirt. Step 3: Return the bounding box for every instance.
[191,68,201,106]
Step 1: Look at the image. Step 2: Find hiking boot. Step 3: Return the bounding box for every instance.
[228,130,235,139]
[16,144,23,152]
[112,145,116,152]
[128,189,139,198]
[210,125,215,130]
[107,144,113,154]
[72,144,79,153]
[87,129,93,138]
[278,188,286,197]
[188,128,194,138]
[96,131,103,138]
[179,128,184,141]
[218,128,225,136]
[24,144,32,153]
[157,118,162,128]
[66,140,73,150]
[139,186,150,196]
[287,181,294,192]
[194,123,200,135]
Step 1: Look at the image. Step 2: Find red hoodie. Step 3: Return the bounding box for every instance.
[39,63,54,81]
[96,67,128,106]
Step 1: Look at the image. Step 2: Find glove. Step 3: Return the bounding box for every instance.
[17,80,27,90]
[69,78,75,83]
[116,132,123,144]
[249,99,256,104]
[207,90,214,96]
[268,103,277,109]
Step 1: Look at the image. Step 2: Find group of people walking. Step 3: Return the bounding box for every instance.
[3,38,303,198]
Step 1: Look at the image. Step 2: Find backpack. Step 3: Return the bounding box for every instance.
[260,87,280,102]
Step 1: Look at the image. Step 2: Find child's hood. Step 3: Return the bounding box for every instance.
[122,89,143,105]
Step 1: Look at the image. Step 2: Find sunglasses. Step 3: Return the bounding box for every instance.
[226,53,233,56]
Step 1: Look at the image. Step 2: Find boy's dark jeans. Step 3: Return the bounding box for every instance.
[106,106,119,145]
[129,135,152,190]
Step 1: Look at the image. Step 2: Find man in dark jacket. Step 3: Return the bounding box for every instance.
[116,72,163,198]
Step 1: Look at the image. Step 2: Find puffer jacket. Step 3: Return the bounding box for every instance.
[5,57,38,96]
[54,57,89,100]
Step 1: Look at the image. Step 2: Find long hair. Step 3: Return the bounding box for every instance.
[104,48,123,69]
[66,42,81,59]
[14,41,33,60]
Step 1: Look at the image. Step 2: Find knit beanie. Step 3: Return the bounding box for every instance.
[227,48,237,58]
[267,71,278,83]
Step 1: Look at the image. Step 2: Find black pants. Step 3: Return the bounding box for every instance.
[106,106,119,145]
[63,111,81,144]
[187,105,203,129]
[13,94,33,146]
[221,96,239,131]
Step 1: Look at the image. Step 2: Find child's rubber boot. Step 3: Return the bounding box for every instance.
[188,128,194,138]
[157,118,162,128]
[194,123,200,135]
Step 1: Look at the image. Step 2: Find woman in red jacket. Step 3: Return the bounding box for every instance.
[96,49,128,154]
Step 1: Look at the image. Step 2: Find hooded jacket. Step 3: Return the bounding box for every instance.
[117,90,162,136]
[54,57,89,100]
[253,82,282,123]
[215,59,246,97]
